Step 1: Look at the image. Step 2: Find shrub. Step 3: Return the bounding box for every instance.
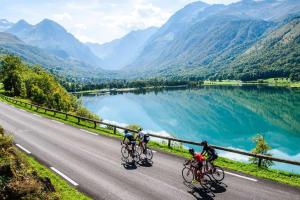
[249,134,274,168]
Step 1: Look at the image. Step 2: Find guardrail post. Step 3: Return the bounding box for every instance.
[168,139,171,148]
[94,121,97,129]
[77,117,80,124]
[114,127,116,134]
[65,113,68,120]
[258,158,262,167]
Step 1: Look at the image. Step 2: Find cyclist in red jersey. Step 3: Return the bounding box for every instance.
[189,148,205,174]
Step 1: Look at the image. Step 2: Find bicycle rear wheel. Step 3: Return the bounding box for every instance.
[200,174,213,190]
[212,166,225,182]
[182,167,194,183]
[121,146,129,159]
[145,148,153,160]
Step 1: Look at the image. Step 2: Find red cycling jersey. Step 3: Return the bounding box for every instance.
[194,153,205,162]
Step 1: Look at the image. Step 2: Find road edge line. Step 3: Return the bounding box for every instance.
[50,167,79,186]
[224,171,257,182]
[16,144,31,154]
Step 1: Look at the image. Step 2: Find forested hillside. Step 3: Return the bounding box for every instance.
[0,55,99,119]
[213,16,300,81]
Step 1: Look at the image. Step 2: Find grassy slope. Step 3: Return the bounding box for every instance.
[0,95,300,188]
[25,154,91,200]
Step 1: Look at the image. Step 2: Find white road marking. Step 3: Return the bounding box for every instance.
[51,120,64,125]
[16,144,31,154]
[50,167,79,186]
[20,109,26,112]
[224,171,257,182]
[33,114,41,118]
[80,129,98,136]
[152,150,157,153]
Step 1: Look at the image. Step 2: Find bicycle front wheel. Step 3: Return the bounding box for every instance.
[121,146,129,159]
[212,166,225,182]
[182,167,194,183]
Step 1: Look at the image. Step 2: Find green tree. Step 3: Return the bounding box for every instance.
[249,134,274,168]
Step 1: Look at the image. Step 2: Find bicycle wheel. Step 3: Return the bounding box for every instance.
[212,166,225,182]
[200,174,213,190]
[121,146,129,159]
[145,148,153,160]
[132,149,140,162]
[182,167,194,183]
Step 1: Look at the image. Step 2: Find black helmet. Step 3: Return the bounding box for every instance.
[201,141,208,146]
[189,148,195,155]
[124,130,128,134]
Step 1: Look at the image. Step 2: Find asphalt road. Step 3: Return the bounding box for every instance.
[0,101,300,200]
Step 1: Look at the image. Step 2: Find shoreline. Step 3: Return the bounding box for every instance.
[71,80,300,95]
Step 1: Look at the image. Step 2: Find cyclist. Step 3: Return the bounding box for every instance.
[188,148,206,180]
[137,128,150,153]
[122,130,136,153]
[201,141,218,170]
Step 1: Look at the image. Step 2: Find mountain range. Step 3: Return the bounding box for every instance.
[0,0,299,81]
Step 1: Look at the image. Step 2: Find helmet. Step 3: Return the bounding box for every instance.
[201,141,208,146]
[189,148,195,155]
[138,128,143,132]
[124,130,128,134]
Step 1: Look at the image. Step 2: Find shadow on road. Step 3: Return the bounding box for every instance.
[121,157,138,170]
[138,158,153,167]
[184,181,227,200]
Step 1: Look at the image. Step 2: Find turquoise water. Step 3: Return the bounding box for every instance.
[81,86,300,173]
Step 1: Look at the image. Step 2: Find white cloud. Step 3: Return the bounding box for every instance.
[0,0,240,43]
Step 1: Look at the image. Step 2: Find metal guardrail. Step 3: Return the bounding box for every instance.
[1,94,300,167]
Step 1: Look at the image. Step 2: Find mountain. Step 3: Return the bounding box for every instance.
[0,19,14,31]
[6,19,101,68]
[0,32,100,78]
[87,27,158,70]
[213,16,300,81]
[122,0,300,79]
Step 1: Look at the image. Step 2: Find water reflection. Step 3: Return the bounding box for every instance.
[81,86,300,172]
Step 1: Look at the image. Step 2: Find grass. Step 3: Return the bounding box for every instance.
[25,154,91,200]
[1,94,300,188]
[203,78,300,88]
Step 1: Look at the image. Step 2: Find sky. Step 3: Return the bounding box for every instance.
[0,0,240,44]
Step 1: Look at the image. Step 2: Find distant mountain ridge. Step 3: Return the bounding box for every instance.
[6,19,101,68]
[0,19,14,31]
[0,32,102,78]
[86,27,158,70]
[122,0,300,80]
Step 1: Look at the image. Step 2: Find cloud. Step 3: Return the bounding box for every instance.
[1,0,240,43]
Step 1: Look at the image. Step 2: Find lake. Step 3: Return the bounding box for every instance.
[81,86,300,173]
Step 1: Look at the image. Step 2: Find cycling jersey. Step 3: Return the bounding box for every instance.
[202,145,216,157]
[194,153,205,162]
[125,133,135,141]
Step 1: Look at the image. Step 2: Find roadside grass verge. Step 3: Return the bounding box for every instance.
[25,154,91,200]
[1,95,300,188]
[0,132,91,200]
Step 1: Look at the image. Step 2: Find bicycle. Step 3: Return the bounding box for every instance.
[136,137,153,161]
[182,159,213,190]
[121,141,139,162]
[203,160,225,182]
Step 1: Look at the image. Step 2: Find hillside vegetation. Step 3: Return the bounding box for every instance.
[0,55,99,119]
[0,127,58,199]
[214,16,300,81]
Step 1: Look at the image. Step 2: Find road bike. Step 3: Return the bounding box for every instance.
[204,160,225,182]
[121,141,139,162]
[182,159,213,190]
[136,138,153,161]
